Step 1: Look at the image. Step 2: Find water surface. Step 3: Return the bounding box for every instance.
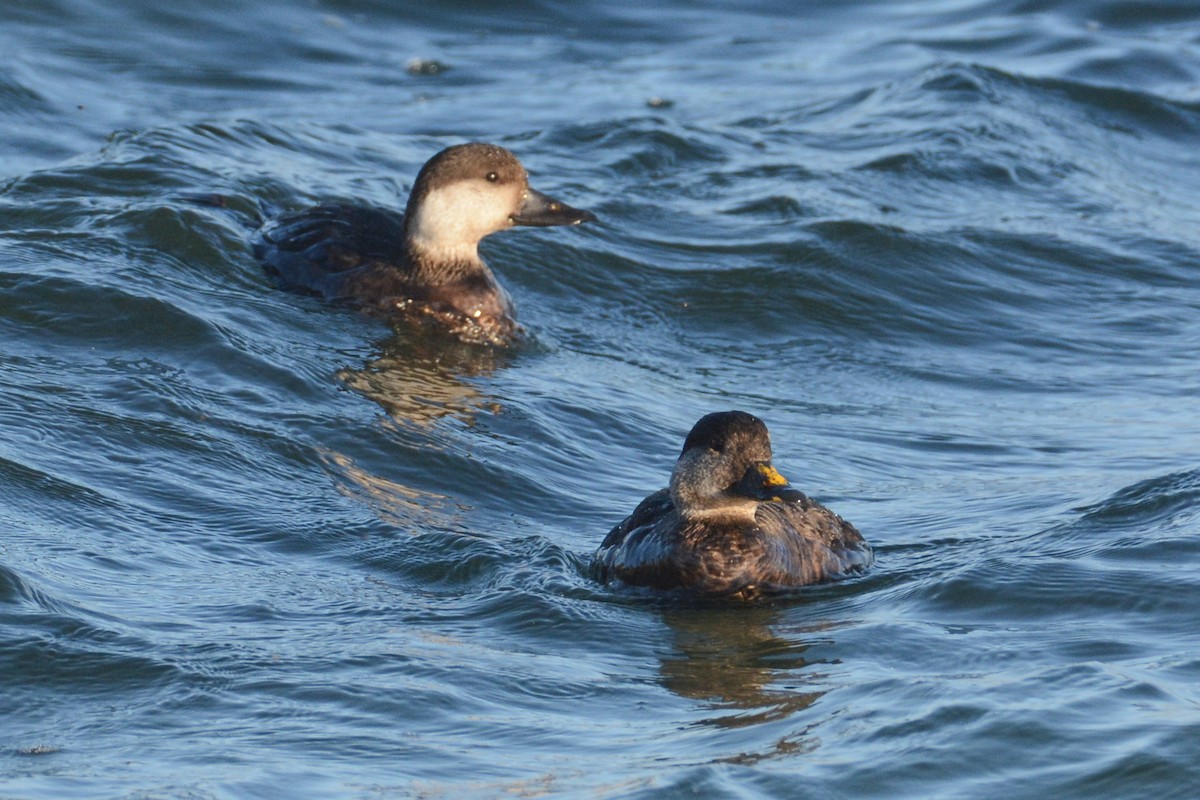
[2,1,1199,797]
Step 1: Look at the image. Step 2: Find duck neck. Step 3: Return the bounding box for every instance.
[678,503,760,526]
[404,239,490,285]
[670,482,760,525]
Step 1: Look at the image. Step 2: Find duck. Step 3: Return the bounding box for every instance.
[254,142,596,345]
[593,411,872,598]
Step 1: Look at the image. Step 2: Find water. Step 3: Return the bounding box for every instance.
[2,0,1199,797]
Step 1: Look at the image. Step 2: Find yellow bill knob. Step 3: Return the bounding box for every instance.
[757,463,790,487]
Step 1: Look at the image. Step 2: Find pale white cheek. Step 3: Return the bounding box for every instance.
[410,182,512,247]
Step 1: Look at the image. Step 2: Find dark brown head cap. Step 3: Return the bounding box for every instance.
[406,143,526,210]
[681,411,773,463]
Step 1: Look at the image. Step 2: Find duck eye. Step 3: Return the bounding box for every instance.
[485,172,499,183]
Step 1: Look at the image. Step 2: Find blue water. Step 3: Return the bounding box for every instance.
[3,1,1200,797]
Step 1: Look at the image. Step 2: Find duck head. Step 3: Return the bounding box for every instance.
[669,411,805,522]
[403,142,595,260]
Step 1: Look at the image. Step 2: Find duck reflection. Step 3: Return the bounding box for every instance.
[320,448,451,529]
[321,330,512,527]
[336,330,512,427]
[657,604,832,761]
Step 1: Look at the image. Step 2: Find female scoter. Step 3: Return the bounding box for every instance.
[255,143,595,345]
[593,411,872,598]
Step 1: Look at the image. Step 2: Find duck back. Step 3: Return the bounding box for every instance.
[594,490,872,596]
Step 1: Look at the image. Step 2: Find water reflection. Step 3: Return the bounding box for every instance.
[336,330,513,428]
[319,448,450,530]
[319,331,513,527]
[659,605,831,762]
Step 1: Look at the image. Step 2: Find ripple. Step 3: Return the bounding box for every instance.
[1075,468,1200,530]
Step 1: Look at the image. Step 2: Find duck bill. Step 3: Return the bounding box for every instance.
[735,462,806,503]
[511,187,597,227]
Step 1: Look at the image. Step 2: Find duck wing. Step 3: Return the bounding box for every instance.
[255,204,410,298]
[599,488,673,549]
[756,498,873,581]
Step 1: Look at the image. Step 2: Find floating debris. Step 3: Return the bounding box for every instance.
[646,96,674,109]
[407,58,449,76]
[17,744,59,756]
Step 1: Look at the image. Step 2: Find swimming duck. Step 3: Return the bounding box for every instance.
[255,142,595,345]
[593,411,872,598]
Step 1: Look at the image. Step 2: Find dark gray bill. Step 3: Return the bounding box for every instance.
[511,187,597,227]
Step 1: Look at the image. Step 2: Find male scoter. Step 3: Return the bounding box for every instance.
[255,142,595,345]
[593,411,872,598]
